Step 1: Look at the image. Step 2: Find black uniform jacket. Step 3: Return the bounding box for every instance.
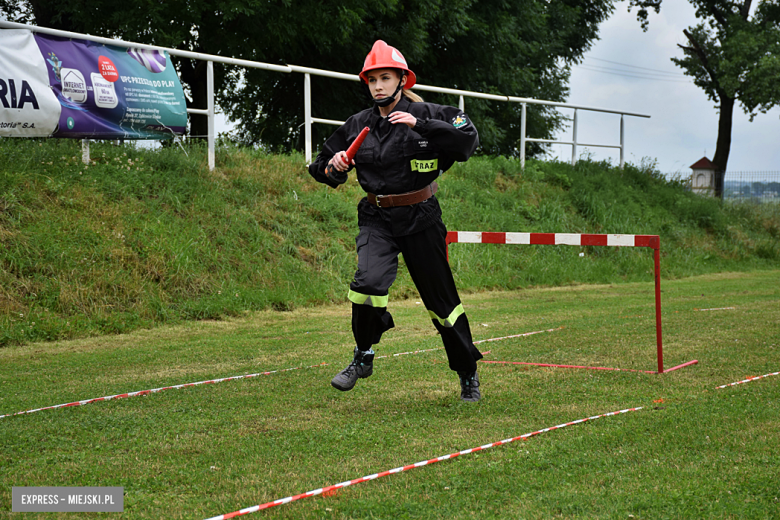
[308,97,479,237]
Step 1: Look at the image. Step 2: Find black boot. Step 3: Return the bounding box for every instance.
[458,370,481,402]
[331,348,375,391]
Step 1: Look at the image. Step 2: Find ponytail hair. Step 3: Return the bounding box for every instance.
[402,89,424,103]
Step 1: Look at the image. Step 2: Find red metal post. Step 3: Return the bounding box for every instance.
[654,245,664,373]
[445,231,456,262]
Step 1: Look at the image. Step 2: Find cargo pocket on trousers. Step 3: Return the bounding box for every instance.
[355,230,370,273]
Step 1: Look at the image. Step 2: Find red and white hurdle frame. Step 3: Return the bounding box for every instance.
[446,232,695,374]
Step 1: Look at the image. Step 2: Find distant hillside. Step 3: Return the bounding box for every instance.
[1,139,778,346]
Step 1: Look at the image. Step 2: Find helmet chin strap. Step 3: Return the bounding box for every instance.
[374,77,405,108]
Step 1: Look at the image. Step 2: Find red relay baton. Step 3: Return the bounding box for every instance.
[325,126,370,180]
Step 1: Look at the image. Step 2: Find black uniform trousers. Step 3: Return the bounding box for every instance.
[348,219,483,373]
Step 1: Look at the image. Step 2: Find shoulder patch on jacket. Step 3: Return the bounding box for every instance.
[452,114,469,128]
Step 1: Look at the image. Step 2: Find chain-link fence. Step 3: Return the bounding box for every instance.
[724,172,780,203]
[670,171,780,202]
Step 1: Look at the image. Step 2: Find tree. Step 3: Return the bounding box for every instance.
[629,0,780,199]
[222,0,614,155]
[2,0,614,156]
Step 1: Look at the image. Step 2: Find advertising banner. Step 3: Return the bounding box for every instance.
[0,29,61,137]
[0,29,187,139]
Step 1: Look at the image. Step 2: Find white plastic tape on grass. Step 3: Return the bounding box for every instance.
[203,406,643,520]
[473,327,563,344]
[1,327,561,419]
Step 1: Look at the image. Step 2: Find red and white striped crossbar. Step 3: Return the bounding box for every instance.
[445,232,666,374]
[445,232,659,249]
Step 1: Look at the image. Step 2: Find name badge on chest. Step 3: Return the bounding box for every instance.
[414,139,430,151]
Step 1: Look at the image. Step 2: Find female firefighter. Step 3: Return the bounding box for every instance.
[308,40,483,402]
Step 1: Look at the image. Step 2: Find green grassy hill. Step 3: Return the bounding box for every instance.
[1,139,778,346]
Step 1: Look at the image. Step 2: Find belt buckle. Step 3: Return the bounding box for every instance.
[375,194,388,207]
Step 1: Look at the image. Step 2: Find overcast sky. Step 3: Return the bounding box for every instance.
[552,2,780,175]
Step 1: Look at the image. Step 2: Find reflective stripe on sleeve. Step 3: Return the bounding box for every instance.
[348,289,389,308]
[428,303,465,328]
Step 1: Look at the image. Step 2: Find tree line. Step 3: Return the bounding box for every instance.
[1,0,614,156]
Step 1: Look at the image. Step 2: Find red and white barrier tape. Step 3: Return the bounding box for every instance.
[447,231,659,249]
[716,371,779,389]
[0,363,329,420]
[203,406,643,520]
[0,327,560,420]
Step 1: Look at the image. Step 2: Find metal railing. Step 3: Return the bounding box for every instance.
[299,67,650,167]
[1,21,650,170]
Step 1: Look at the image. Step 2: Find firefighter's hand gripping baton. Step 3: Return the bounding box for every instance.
[325,126,370,184]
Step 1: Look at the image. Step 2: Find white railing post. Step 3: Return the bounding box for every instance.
[459,95,465,112]
[619,114,625,169]
[520,102,527,169]
[81,139,89,165]
[207,60,215,171]
[304,73,312,163]
[571,108,578,166]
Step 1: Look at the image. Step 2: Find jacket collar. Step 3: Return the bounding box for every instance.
[372,95,411,117]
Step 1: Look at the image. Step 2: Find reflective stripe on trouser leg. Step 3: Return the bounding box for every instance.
[431,309,482,372]
[350,227,400,350]
[349,289,389,308]
[349,288,394,350]
[428,304,465,328]
[397,221,483,373]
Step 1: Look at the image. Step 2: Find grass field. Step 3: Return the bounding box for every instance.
[3,139,779,347]
[1,270,779,519]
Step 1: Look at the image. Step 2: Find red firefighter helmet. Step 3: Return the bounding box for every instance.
[359,40,417,89]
